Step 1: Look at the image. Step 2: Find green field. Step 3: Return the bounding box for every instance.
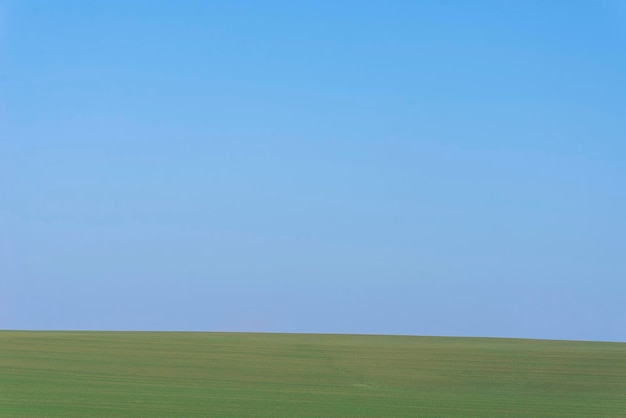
[1,331,625,417]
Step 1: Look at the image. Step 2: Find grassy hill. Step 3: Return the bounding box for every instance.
[1,331,625,416]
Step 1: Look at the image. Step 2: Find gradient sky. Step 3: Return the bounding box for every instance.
[1,1,625,341]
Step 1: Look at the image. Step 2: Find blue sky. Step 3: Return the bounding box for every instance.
[1,1,625,341]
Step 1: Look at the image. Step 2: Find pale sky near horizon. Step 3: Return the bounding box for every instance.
[1,1,625,341]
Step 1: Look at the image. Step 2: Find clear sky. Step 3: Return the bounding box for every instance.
[1,1,625,341]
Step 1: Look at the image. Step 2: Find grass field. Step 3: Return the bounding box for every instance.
[1,331,625,417]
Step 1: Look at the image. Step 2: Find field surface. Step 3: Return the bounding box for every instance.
[1,331,625,417]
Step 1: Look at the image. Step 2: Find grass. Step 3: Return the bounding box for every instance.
[1,331,625,417]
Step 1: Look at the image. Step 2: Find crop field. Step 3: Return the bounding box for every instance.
[1,331,625,417]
